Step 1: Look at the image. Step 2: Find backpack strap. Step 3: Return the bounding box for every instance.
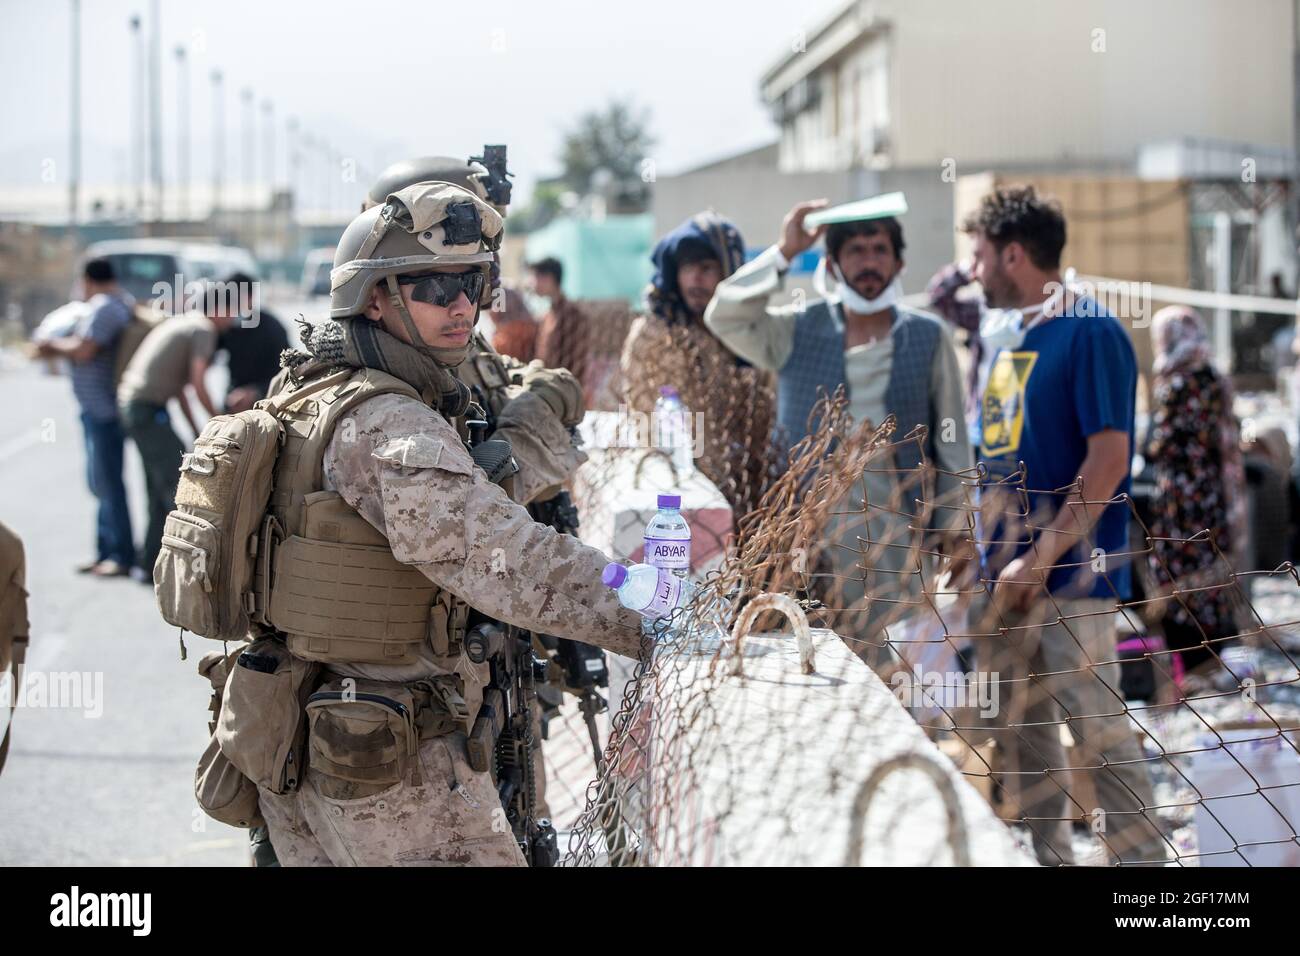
[266,366,425,539]
[260,367,355,415]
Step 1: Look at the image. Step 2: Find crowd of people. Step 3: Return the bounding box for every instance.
[496,183,1244,865]
[29,260,287,581]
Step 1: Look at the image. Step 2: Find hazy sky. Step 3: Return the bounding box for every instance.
[0,0,843,215]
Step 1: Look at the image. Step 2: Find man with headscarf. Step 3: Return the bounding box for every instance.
[619,212,777,518]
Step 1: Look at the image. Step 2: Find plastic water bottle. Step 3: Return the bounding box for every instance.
[603,562,693,624]
[644,494,691,580]
[654,385,695,477]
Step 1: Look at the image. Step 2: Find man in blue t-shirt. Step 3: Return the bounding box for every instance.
[32,258,136,577]
[959,186,1166,865]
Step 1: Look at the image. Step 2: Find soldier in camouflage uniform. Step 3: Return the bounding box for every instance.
[364,156,595,818]
[255,181,644,866]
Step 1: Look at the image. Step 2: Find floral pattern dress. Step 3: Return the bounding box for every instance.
[1145,364,1239,637]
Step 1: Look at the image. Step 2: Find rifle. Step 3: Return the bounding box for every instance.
[470,145,513,209]
[462,391,556,866]
[465,618,558,867]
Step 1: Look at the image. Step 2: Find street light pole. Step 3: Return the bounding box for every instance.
[262,100,275,192]
[211,69,223,215]
[175,45,189,220]
[69,0,81,227]
[130,15,145,218]
[241,88,255,210]
[149,0,163,219]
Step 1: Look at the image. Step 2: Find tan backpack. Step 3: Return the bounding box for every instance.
[153,369,355,646]
[111,302,166,386]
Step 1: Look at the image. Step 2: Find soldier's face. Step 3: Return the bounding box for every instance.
[365,269,477,349]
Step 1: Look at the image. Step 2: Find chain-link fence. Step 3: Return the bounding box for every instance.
[547,362,1300,865]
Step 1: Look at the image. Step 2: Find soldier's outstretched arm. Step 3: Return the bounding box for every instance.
[325,393,646,659]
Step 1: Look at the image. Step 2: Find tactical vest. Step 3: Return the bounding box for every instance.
[263,366,470,668]
[777,303,940,470]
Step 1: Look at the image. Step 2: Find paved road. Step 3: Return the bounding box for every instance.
[0,354,248,865]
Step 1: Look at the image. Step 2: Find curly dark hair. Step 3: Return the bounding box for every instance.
[961,185,1066,270]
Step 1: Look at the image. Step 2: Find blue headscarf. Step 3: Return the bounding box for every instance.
[646,211,746,328]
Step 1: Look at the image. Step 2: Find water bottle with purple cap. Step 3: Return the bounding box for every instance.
[602,562,693,624]
[653,385,695,476]
[644,493,691,581]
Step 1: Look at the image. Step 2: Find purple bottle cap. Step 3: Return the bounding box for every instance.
[602,563,628,589]
[658,385,679,398]
[658,494,681,509]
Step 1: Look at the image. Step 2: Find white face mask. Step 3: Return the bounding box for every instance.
[814,257,903,315]
[978,271,1078,351]
[979,307,1031,352]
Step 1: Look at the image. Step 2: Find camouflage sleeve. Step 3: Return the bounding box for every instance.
[493,390,587,504]
[324,393,646,659]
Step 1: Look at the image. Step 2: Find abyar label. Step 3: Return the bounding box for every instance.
[645,537,690,570]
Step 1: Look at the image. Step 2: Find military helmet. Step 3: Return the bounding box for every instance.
[363,156,492,212]
[330,181,503,319]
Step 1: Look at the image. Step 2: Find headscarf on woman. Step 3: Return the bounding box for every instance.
[1150,305,1246,548]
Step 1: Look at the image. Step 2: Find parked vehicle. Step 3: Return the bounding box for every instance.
[82,239,259,311]
[299,247,336,299]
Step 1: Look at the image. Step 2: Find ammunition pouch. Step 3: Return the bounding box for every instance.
[216,636,321,796]
[466,687,506,774]
[306,674,471,799]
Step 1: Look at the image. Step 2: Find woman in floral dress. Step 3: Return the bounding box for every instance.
[1145,306,1246,670]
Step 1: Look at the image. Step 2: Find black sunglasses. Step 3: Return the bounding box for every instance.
[396,271,485,307]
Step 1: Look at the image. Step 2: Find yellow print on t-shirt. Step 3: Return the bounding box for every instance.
[981,351,1038,457]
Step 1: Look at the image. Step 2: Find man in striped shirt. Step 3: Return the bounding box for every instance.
[31,258,136,576]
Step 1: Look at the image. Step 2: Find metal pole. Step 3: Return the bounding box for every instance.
[69,0,81,226]
[149,0,163,220]
[330,147,341,219]
[262,100,275,191]
[175,45,189,220]
[130,15,144,218]
[1292,0,1299,234]
[1213,210,1233,372]
[240,88,255,209]
[286,116,299,199]
[319,139,331,219]
[262,99,275,269]
[210,69,223,215]
[285,116,300,264]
